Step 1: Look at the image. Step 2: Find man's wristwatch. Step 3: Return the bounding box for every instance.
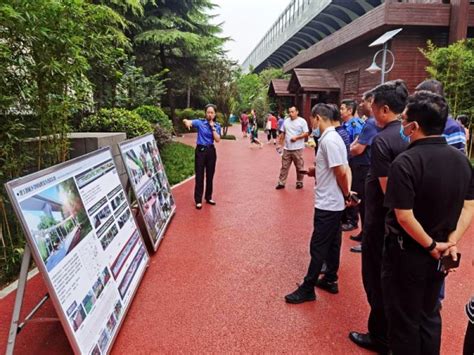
[425,239,437,252]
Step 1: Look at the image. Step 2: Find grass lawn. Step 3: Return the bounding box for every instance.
[160,141,195,186]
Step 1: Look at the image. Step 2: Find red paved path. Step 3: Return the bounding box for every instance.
[1,125,472,354]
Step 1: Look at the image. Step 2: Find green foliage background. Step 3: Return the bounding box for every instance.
[422,39,474,118]
[234,68,289,126]
[421,39,474,156]
[80,108,153,138]
[0,0,227,285]
[160,142,195,186]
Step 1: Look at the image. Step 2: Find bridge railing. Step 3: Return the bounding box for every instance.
[242,0,331,71]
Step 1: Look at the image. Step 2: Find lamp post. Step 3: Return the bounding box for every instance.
[366,28,402,84]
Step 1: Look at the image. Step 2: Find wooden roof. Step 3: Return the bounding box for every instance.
[268,79,293,97]
[284,1,474,72]
[288,68,340,93]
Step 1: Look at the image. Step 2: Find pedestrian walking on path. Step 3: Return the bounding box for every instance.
[249,109,264,148]
[275,106,309,189]
[240,110,249,138]
[265,112,278,144]
[183,104,221,209]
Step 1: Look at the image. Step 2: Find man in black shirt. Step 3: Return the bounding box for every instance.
[382,91,474,354]
[349,80,408,353]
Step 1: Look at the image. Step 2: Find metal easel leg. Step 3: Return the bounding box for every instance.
[6,244,31,355]
[5,244,59,354]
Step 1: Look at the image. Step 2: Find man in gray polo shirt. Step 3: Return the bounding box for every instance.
[285,103,353,303]
[276,106,309,189]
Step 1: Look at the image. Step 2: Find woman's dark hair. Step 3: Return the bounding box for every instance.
[457,114,470,129]
[312,103,340,121]
[341,99,357,115]
[371,79,408,114]
[405,90,448,135]
[205,104,217,112]
[415,79,445,97]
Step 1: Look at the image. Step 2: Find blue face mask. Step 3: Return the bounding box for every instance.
[399,123,412,143]
[313,128,321,138]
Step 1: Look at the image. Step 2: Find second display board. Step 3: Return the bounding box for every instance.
[119,134,176,250]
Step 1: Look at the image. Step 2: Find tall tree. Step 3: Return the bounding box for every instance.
[200,56,238,136]
[0,0,133,284]
[128,0,227,125]
[422,39,474,118]
[235,67,289,123]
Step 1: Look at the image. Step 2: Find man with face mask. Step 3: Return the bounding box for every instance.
[382,90,474,354]
[285,103,353,303]
[349,80,408,353]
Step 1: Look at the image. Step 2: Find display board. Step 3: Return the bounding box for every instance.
[119,134,176,250]
[5,147,149,354]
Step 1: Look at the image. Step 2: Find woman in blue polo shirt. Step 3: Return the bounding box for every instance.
[183,104,221,209]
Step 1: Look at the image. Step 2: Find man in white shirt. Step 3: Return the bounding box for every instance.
[276,106,309,190]
[285,103,353,303]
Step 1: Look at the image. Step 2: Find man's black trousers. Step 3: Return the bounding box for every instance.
[194,145,216,204]
[464,320,474,355]
[343,164,369,227]
[382,236,444,355]
[361,200,388,344]
[302,208,343,288]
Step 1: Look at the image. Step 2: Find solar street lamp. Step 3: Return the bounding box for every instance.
[366,28,402,84]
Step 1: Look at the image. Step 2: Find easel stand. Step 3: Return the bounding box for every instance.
[6,244,58,355]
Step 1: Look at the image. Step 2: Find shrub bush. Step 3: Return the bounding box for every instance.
[80,108,153,138]
[160,142,195,186]
[174,108,205,134]
[133,105,172,133]
[176,108,205,120]
[162,107,172,118]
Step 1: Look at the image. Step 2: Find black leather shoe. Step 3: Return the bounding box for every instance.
[348,332,388,353]
[206,199,216,205]
[275,184,285,190]
[350,244,362,253]
[315,278,339,294]
[350,234,362,242]
[284,285,316,304]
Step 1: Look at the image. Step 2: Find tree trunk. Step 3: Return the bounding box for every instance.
[187,84,191,108]
[160,45,178,128]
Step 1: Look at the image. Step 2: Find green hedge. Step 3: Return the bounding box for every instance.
[80,108,153,138]
[175,108,205,120]
[160,142,195,185]
[133,105,173,132]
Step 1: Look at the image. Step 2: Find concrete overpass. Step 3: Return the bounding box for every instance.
[242,0,384,72]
